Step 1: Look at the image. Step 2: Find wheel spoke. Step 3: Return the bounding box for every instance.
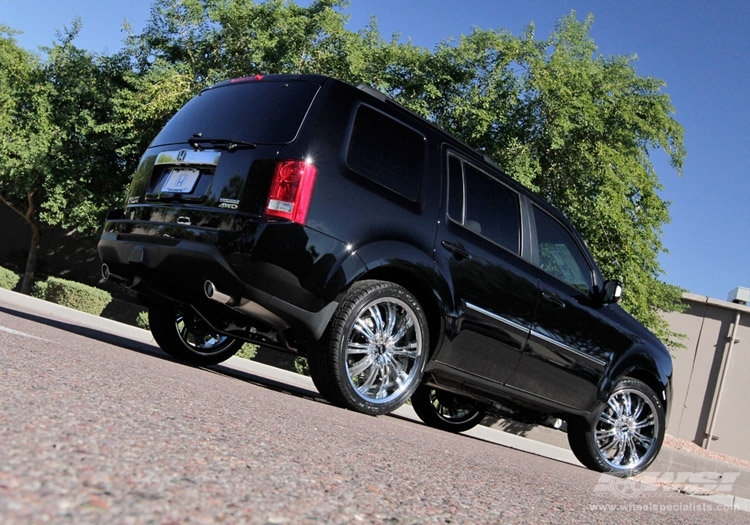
[346,341,372,354]
[348,354,376,378]
[357,361,381,394]
[353,316,376,341]
[599,412,618,427]
[632,431,654,448]
[633,413,654,431]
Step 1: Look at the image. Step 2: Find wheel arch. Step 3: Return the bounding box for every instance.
[348,240,445,358]
[604,347,673,422]
[360,265,445,358]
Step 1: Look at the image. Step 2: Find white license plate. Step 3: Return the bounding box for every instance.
[161,169,200,193]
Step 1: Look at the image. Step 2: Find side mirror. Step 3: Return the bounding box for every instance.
[603,280,623,304]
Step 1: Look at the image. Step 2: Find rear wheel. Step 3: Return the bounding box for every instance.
[567,377,665,476]
[308,280,428,415]
[148,305,243,366]
[411,385,486,433]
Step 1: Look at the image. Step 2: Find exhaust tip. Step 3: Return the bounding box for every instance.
[101,263,111,281]
[204,280,235,305]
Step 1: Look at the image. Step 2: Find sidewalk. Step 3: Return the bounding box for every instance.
[1,287,749,511]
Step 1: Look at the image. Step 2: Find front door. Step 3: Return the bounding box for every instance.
[505,204,628,410]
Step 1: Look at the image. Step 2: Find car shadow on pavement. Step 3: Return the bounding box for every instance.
[0,305,163,358]
[208,362,322,403]
[1,303,324,405]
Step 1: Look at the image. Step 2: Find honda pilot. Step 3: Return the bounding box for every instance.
[99,74,672,476]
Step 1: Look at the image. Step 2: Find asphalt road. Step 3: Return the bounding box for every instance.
[0,292,746,524]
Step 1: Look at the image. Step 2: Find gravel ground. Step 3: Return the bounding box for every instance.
[663,435,750,470]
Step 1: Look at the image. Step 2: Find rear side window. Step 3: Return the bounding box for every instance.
[346,105,425,201]
[448,154,521,254]
[151,81,320,146]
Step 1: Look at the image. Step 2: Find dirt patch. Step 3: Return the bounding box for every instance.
[664,434,750,470]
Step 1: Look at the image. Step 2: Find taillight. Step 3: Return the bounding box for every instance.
[231,74,265,83]
[265,160,318,224]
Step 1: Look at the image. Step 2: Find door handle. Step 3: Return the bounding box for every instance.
[541,291,566,309]
[441,240,471,261]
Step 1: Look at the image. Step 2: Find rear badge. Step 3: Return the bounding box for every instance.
[219,198,240,210]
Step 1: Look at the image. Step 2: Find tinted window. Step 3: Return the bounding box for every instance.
[347,105,425,201]
[447,155,464,221]
[533,206,593,293]
[151,81,320,146]
[448,155,520,254]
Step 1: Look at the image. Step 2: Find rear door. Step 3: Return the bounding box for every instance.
[432,152,538,384]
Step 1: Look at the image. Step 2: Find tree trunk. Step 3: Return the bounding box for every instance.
[20,222,41,295]
[20,192,40,295]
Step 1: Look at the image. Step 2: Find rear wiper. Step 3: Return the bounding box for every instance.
[187,136,257,152]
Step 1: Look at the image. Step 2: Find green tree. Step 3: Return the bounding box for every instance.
[0,23,129,293]
[512,15,686,345]
[0,29,56,294]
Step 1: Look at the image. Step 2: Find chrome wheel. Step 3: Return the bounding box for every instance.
[308,280,428,416]
[596,387,659,470]
[345,296,423,405]
[567,377,665,476]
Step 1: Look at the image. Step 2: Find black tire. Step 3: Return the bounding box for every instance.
[567,377,665,476]
[308,280,429,416]
[411,385,486,433]
[148,305,243,366]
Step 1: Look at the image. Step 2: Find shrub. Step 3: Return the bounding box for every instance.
[0,266,20,290]
[236,343,258,360]
[136,311,150,330]
[32,276,112,316]
[294,356,309,376]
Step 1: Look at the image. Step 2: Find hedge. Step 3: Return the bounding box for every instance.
[0,266,20,290]
[32,276,112,316]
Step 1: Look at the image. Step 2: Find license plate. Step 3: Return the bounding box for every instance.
[161,169,200,193]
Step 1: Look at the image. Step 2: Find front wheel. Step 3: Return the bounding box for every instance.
[567,377,665,476]
[308,280,429,416]
[411,385,486,433]
[148,305,243,366]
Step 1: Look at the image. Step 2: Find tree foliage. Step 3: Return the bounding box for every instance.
[0,22,128,292]
[0,3,686,345]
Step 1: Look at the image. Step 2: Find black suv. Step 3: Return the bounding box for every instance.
[99,74,672,476]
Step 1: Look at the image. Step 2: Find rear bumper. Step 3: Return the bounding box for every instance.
[97,230,339,340]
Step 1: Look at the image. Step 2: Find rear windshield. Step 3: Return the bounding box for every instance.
[151,80,320,147]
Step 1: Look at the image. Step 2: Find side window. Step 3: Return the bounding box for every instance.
[347,105,425,201]
[533,206,593,293]
[447,154,520,254]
